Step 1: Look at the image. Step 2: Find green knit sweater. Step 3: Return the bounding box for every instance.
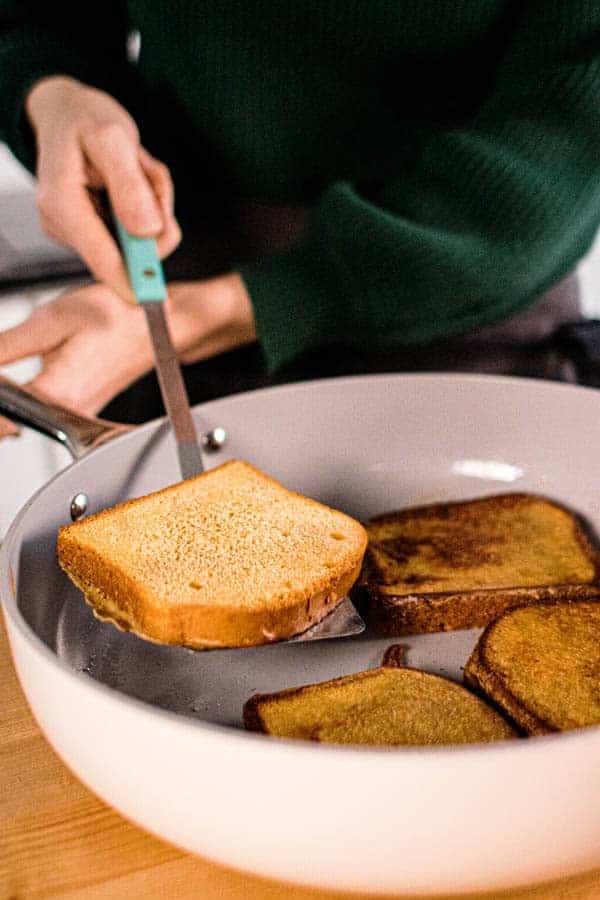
[1,2,600,370]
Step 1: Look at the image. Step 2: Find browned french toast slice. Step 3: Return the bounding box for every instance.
[464,601,600,735]
[361,493,600,636]
[244,664,517,745]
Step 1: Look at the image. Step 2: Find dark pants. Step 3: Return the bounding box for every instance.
[101,201,583,424]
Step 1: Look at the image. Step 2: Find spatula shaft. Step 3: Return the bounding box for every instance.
[142,302,204,479]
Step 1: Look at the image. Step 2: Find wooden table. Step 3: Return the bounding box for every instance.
[2,616,600,900]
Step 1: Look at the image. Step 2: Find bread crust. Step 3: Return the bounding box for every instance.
[361,493,600,636]
[367,582,600,636]
[463,599,600,735]
[57,460,367,648]
[463,644,550,735]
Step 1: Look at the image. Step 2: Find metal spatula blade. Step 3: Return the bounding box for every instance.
[140,303,204,479]
[288,596,365,641]
[114,219,365,643]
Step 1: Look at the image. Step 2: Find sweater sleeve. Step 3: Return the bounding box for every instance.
[240,2,600,372]
[0,1,132,172]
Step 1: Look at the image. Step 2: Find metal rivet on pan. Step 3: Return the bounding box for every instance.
[202,427,227,451]
[70,493,89,521]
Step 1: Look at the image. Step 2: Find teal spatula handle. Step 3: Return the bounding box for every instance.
[114,219,167,303]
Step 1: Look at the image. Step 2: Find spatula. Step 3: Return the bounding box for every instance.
[114,220,204,479]
[114,221,365,642]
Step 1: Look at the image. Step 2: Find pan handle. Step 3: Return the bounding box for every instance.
[0,375,130,460]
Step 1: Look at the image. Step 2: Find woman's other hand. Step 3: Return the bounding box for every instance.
[0,275,255,419]
[25,76,181,302]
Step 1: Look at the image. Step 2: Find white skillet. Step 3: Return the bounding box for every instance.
[2,372,600,896]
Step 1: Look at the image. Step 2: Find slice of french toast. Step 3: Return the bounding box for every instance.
[244,663,517,745]
[464,601,600,734]
[58,460,367,649]
[360,493,600,636]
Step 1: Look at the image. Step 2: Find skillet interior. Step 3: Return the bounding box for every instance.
[12,374,600,730]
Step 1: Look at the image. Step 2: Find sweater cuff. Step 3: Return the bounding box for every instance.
[239,238,346,373]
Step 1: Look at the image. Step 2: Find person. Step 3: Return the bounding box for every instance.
[0,2,599,431]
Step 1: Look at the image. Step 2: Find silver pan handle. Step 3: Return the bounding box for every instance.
[0,375,130,460]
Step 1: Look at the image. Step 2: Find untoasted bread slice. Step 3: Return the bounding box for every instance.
[244,665,517,745]
[361,494,600,636]
[58,460,367,649]
[464,601,600,735]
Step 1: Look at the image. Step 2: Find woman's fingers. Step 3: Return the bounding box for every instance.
[17,283,154,417]
[65,188,136,302]
[0,415,19,439]
[41,142,179,301]
[0,306,70,366]
[81,124,163,238]
[25,353,92,417]
[138,146,174,216]
[37,124,167,305]
[45,184,136,303]
[27,80,180,303]
[36,142,134,301]
[138,147,182,257]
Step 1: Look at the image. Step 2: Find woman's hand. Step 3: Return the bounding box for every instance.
[0,275,256,423]
[25,75,181,302]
